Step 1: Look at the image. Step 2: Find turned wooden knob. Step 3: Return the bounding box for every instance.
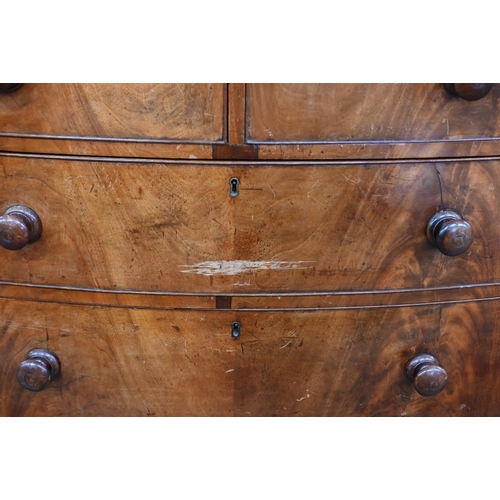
[0,84,22,94]
[0,205,42,250]
[16,349,61,392]
[443,83,493,101]
[405,353,448,397]
[426,208,473,256]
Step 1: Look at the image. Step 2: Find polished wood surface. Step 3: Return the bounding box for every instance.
[0,154,498,293]
[1,83,499,417]
[0,136,217,159]
[0,84,226,142]
[247,84,500,143]
[255,139,500,160]
[2,278,500,311]
[0,298,498,416]
[228,83,246,144]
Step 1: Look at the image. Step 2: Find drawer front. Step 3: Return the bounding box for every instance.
[0,84,225,142]
[247,84,499,143]
[1,298,498,416]
[0,156,235,291]
[0,155,497,293]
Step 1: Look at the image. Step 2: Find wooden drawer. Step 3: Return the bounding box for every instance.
[0,154,498,293]
[1,297,498,416]
[247,84,499,144]
[0,84,225,143]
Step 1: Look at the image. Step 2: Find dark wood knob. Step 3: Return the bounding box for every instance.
[443,83,493,101]
[16,349,61,392]
[405,353,448,397]
[426,208,473,256]
[0,205,42,250]
[0,84,22,94]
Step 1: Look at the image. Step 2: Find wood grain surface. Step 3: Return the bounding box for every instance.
[247,84,500,143]
[0,298,498,416]
[0,84,225,142]
[228,83,246,145]
[2,279,500,311]
[0,154,498,293]
[255,139,500,160]
[0,136,216,159]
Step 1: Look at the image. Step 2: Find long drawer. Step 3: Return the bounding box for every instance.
[0,154,498,293]
[1,297,498,416]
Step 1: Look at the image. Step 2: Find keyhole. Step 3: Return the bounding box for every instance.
[230,177,239,197]
[231,322,241,339]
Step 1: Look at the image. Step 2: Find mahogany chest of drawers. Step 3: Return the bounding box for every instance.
[0,83,499,416]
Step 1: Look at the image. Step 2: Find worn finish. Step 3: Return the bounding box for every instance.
[2,278,500,311]
[0,155,499,293]
[247,84,500,143]
[0,84,226,142]
[255,140,500,160]
[0,298,498,416]
[0,136,216,159]
[2,83,500,417]
[228,83,246,144]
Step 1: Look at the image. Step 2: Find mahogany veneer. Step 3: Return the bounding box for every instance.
[0,83,498,416]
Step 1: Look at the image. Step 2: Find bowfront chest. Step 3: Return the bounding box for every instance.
[0,83,498,416]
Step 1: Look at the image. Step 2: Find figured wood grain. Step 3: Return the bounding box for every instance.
[232,301,500,416]
[0,301,236,416]
[248,84,500,143]
[2,280,500,311]
[0,155,499,293]
[0,136,215,159]
[0,282,500,311]
[0,84,226,142]
[0,298,498,416]
[255,139,500,160]
[228,83,246,144]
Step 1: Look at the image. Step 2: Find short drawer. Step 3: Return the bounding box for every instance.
[0,155,498,293]
[0,84,225,143]
[247,83,499,144]
[1,298,498,416]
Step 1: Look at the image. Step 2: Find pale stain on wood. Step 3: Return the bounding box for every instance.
[179,260,316,276]
[0,84,499,417]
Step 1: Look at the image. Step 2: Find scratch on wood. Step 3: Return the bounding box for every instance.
[179,260,315,276]
[296,394,310,402]
[435,167,445,209]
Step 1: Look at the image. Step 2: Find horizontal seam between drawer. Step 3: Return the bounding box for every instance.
[3,151,500,165]
[0,280,499,297]
[1,294,500,311]
[247,137,500,145]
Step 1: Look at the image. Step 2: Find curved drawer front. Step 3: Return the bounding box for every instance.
[0,155,499,292]
[1,298,498,416]
[248,83,499,144]
[0,84,225,142]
